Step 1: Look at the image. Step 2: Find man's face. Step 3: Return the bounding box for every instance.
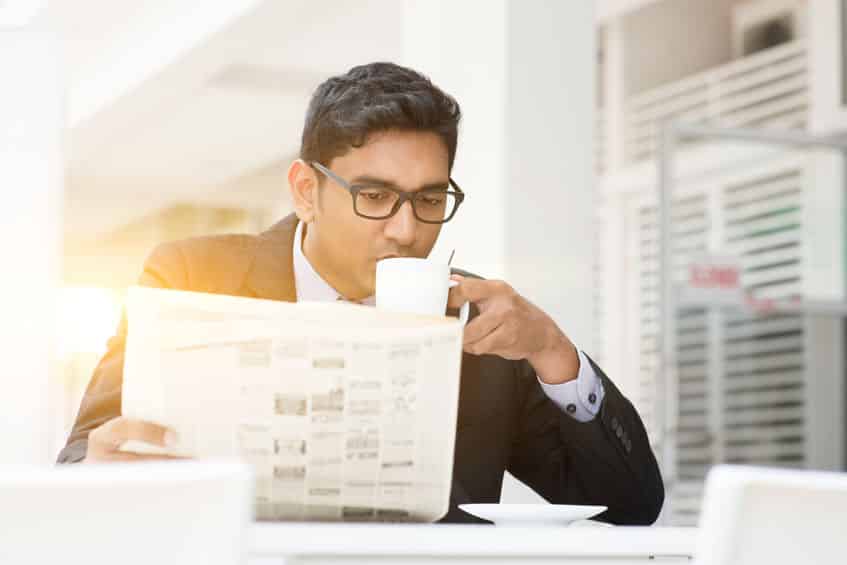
[304,129,450,299]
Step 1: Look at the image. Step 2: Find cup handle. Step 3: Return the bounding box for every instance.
[448,280,470,325]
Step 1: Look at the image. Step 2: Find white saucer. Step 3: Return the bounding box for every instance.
[458,503,607,526]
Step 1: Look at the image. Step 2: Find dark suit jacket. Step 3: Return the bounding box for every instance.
[59,214,664,524]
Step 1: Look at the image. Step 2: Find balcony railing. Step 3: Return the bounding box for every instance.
[623,40,808,165]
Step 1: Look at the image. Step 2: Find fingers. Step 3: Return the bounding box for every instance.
[448,276,514,309]
[447,276,467,309]
[87,417,179,463]
[464,320,518,357]
[450,276,523,356]
[91,417,176,449]
[462,309,504,346]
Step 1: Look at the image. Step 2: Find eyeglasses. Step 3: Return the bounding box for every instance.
[310,161,465,224]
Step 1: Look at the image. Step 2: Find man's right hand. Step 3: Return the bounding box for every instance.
[85,417,183,463]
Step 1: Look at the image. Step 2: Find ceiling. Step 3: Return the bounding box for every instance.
[40,0,403,238]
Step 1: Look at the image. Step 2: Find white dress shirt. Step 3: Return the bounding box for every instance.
[291,221,604,421]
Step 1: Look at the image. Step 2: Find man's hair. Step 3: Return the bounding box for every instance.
[300,62,461,171]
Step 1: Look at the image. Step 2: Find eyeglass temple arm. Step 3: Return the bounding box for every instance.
[310,161,354,193]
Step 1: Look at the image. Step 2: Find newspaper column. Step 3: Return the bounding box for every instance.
[0,18,64,464]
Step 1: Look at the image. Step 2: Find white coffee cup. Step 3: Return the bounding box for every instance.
[376,258,470,324]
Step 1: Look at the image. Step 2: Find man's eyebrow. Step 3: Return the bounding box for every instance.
[349,175,450,192]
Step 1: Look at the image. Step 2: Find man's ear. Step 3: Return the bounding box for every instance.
[287,159,320,223]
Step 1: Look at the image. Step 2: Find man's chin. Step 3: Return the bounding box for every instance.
[358,271,376,299]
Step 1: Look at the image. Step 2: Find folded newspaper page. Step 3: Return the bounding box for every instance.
[121,286,464,522]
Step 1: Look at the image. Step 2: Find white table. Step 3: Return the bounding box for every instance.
[249,524,697,564]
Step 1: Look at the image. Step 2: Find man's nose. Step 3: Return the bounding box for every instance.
[383,200,417,247]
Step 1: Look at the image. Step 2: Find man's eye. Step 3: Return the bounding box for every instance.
[360,190,390,201]
[419,194,446,206]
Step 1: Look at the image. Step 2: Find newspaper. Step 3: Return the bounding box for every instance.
[120,286,464,523]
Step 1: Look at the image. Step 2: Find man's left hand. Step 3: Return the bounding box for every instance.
[447,275,580,384]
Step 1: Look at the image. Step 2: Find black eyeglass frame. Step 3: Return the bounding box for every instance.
[310,161,465,224]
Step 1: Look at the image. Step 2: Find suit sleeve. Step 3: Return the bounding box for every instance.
[506,354,665,524]
[56,242,189,463]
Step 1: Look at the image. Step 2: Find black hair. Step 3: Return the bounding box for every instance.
[300,62,461,171]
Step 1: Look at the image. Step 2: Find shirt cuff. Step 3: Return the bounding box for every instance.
[537,349,605,422]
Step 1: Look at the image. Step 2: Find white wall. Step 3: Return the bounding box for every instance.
[0,28,63,464]
[808,0,847,132]
[597,0,663,23]
[504,1,596,351]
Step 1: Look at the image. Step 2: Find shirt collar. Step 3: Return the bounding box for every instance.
[292,220,375,306]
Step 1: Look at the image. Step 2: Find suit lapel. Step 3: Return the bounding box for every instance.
[244,213,299,302]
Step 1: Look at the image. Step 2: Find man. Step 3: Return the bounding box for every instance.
[60,62,664,524]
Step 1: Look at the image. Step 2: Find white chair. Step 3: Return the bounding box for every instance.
[694,464,847,565]
[0,460,252,565]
